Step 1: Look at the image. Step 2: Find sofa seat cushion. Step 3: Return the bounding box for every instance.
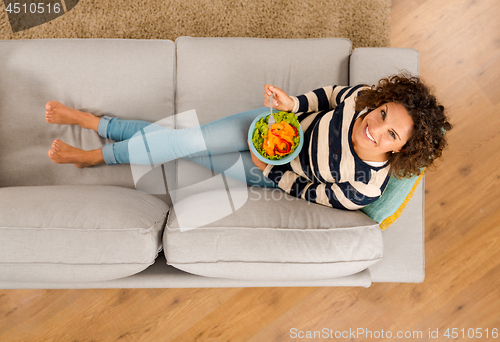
[164,187,383,281]
[0,185,169,283]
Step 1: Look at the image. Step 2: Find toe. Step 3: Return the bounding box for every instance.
[45,101,57,110]
[45,105,54,123]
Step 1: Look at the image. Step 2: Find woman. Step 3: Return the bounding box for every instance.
[47,73,452,210]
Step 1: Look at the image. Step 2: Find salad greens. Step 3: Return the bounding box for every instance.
[252,111,301,160]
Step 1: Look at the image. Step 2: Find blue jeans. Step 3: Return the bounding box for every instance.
[97,107,276,188]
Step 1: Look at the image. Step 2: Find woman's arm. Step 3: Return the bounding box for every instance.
[263,164,382,210]
[264,85,295,112]
[265,84,353,114]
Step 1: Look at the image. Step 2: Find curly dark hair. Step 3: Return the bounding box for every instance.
[355,73,452,179]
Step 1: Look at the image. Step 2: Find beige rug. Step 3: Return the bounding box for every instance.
[0,0,391,48]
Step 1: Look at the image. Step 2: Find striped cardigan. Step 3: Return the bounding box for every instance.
[263,85,391,210]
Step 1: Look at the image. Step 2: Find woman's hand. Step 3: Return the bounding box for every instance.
[248,140,268,171]
[264,84,294,112]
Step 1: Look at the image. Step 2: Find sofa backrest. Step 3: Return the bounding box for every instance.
[0,37,353,201]
[0,39,175,189]
[175,37,352,125]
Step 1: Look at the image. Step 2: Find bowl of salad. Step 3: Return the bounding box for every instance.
[248,110,303,165]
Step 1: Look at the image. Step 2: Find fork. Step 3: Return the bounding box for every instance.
[268,93,275,132]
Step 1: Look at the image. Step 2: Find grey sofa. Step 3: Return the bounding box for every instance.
[0,37,423,289]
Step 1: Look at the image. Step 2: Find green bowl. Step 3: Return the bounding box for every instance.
[248,111,304,166]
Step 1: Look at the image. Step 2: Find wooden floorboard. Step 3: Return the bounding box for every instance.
[1,0,499,341]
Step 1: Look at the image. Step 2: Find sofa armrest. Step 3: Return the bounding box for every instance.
[350,47,425,283]
[349,47,419,86]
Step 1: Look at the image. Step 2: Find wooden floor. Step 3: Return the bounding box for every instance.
[1,0,499,341]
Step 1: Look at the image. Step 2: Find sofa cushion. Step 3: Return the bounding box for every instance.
[361,171,425,229]
[0,39,175,190]
[0,186,168,283]
[173,36,352,193]
[164,187,383,281]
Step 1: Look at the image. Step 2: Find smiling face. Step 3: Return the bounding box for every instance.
[351,102,414,162]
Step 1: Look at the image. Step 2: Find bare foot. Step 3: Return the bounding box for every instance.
[48,140,104,168]
[45,101,99,131]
